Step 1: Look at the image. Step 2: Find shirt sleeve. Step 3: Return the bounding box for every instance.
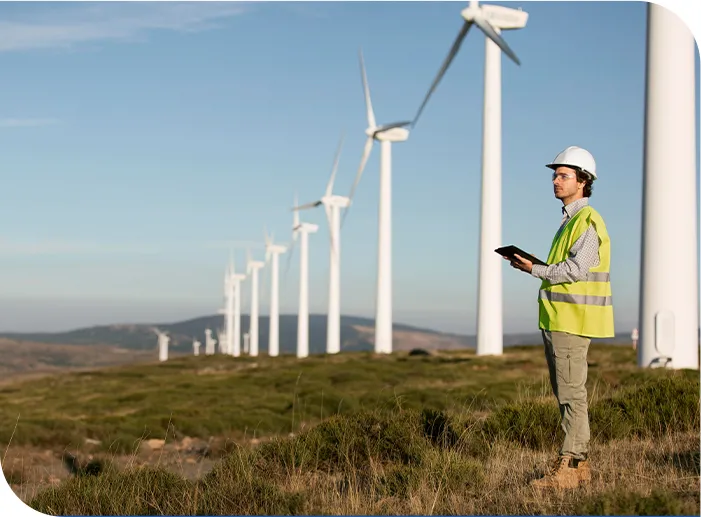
[531,224,600,284]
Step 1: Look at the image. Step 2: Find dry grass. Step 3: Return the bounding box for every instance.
[24,372,700,516]
[1,345,696,515]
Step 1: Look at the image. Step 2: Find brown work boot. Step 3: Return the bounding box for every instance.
[530,455,580,489]
[572,457,591,484]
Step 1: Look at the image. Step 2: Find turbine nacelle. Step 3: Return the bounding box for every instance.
[322,195,351,209]
[466,3,529,30]
[369,125,410,142]
[247,261,265,273]
[294,222,319,234]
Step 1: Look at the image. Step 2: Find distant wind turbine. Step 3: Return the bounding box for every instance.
[264,226,288,357]
[205,328,216,355]
[293,136,349,355]
[285,192,319,358]
[193,339,201,356]
[152,328,170,362]
[344,49,412,355]
[246,249,266,357]
[230,259,246,357]
[411,0,527,357]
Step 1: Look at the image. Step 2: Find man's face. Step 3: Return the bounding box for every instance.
[551,166,582,200]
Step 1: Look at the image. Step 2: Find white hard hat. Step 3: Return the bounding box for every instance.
[546,146,597,180]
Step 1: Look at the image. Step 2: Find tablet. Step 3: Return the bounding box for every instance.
[494,245,547,266]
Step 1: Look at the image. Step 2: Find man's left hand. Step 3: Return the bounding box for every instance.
[507,254,533,274]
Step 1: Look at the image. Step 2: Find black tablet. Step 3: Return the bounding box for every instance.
[494,245,547,266]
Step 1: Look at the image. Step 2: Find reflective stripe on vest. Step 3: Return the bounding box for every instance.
[539,289,613,307]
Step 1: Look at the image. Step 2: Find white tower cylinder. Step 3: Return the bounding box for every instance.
[476,29,504,356]
[250,269,260,357]
[327,206,341,354]
[233,279,242,357]
[226,281,234,355]
[269,253,280,357]
[375,140,393,354]
[638,3,699,370]
[298,230,310,358]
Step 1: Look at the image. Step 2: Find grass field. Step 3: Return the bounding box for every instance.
[1,343,699,515]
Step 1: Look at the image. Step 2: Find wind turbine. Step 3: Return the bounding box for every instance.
[193,339,201,356]
[218,263,235,355]
[217,328,227,354]
[293,136,349,355]
[205,328,216,355]
[152,328,170,362]
[264,226,288,357]
[638,3,698,370]
[246,249,266,357]
[218,252,245,356]
[411,1,527,357]
[344,49,412,355]
[229,259,246,357]
[286,192,319,358]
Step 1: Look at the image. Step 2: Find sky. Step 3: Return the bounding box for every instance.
[0,0,698,334]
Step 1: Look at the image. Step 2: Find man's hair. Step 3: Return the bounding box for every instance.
[576,169,594,198]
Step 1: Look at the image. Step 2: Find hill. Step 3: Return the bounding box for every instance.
[0,313,635,356]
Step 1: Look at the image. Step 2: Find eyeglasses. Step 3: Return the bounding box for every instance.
[552,172,576,181]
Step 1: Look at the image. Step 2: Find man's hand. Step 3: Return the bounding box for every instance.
[503,253,533,274]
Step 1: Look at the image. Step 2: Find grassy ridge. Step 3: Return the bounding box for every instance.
[26,372,700,515]
[0,345,642,454]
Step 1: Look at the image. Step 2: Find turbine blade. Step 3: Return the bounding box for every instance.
[324,204,338,264]
[326,133,345,197]
[282,233,296,286]
[341,135,374,229]
[293,200,322,211]
[374,121,412,135]
[293,192,300,228]
[473,16,521,65]
[263,225,270,247]
[359,48,376,129]
[412,20,473,127]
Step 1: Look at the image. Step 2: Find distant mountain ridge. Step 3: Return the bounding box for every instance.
[0,314,634,355]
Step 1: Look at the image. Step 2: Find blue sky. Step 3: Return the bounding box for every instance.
[0,1,698,334]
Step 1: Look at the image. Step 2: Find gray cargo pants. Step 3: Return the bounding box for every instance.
[541,329,591,461]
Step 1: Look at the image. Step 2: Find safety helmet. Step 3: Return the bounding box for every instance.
[546,146,597,180]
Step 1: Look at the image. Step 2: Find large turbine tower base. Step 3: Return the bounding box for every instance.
[476,24,504,357]
[638,3,698,370]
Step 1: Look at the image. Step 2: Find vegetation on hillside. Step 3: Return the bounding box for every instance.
[1,344,698,515]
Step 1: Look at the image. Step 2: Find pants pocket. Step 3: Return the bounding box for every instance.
[553,344,588,387]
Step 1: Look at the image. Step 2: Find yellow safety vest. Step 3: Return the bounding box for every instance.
[538,205,615,338]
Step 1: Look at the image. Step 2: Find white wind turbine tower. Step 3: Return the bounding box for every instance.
[152,328,170,362]
[285,192,319,358]
[228,259,246,357]
[205,328,216,355]
[638,3,698,370]
[411,1,527,357]
[344,50,412,355]
[217,328,226,354]
[243,332,250,355]
[193,339,201,356]
[264,227,288,357]
[218,260,236,356]
[294,136,348,355]
[246,249,266,357]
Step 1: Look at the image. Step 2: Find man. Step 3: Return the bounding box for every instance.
[506,146,615,489]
